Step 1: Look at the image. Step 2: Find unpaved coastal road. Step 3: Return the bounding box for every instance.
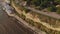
[0,0,35,34]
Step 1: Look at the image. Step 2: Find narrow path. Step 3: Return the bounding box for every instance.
[25,7,60,19]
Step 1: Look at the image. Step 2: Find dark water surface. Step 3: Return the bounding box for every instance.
[0,3,34,34]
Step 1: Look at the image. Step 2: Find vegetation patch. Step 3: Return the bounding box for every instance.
[11,0,60,34]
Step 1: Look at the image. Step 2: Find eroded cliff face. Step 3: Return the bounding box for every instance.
[38,14,60,28]
[23,11,60,28]
[11,0,60,34]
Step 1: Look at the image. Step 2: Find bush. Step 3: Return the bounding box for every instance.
[56,9,60,14]
[47,5,57,12]
[56,7,60,14]
[20,14,26,20]
[47,7,52,12]
[23,8,31,13]
[25,18,35,26]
